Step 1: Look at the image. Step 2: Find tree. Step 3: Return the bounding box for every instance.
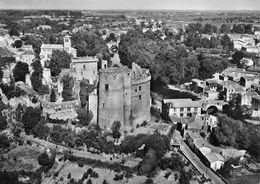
[61,74,74,101]
[32,118,50,139]
[220,24,230,34]
[38,84,50,95]
[232,51,244,64]
[76,107,93,127]
[204,23,213,34]
[49,50,71,76]
[0,113,7,131]
[50,88,56,102]
[13,40,23,48]
[111,121,121,139]
[38,152,54,166]
[79,81,88,108]
[221,34,233,51]
[0,134,10,150]
[0,68,3,82]
[22,107,41,134]
[13,61,29,82]
[31,58,43,92]
[9,24,20,36]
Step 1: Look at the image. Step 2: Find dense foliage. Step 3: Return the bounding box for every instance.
[31,58,43,92]
[12,61,29,82]
[61,74,74,101]
[49,50,71,76]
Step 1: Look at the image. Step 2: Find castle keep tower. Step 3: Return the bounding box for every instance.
[98,63,151,131]
[98,66,132,130]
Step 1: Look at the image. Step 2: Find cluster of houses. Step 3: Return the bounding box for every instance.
[186,131,245,171]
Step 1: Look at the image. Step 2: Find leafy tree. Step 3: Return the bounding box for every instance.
[49,50,71,76]
[0,134,10,150]
[31,58,43,92]
[32,118,50,139]
[209,113,244,147]
[0,113,7,131]
[204,23,213,34]
[21,35,42,55]
[22,107,41,134]
[13,61,29,82]
[220,24,230,34]
[198,57,228,79]
[232,51,244,64]
[13,40,23,48]
[38,151,54,166]
[61,74,74,101]
[15,103,25,122]
[9,24,20,36]
[106,33,117,42]
[71,31,110,60]
[76,107,93,127]
[79,81,88,108]
[50,88,56,102]
[221,34,234,51]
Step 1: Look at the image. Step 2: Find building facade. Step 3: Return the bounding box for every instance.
[40,35,76,67]
[162,99,202,119]
[98,63,151,131]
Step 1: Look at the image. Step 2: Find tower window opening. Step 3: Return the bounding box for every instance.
[105,84,109,91]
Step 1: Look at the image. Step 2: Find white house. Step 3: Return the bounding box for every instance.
[204,152,225,171]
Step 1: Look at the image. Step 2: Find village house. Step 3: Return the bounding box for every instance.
[186,132,225,171]
[252,95,260,117]
[162,98,203,119]
[240,75,260,90]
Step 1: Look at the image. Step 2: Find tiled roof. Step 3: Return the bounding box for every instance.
[0,47,14,57]
[41,44,63,49]
[163,98,203,108]
[205,152,225,163]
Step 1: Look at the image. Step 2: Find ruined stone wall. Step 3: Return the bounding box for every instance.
[131,80,151,127]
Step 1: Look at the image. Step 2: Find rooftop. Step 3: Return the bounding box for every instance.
[205,152,225,163]
[0,47,14,57]
[71,56,99,63]
[41,44,63,49]
[163,98,203,108]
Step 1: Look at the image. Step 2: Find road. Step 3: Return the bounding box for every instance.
[174,131,226,184]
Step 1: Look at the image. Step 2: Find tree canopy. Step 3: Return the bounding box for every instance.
[49,50,71,76]
[13,61,29,82]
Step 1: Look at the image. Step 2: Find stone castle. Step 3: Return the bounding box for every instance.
[98,63,151,131]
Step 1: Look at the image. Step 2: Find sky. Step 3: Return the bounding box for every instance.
[0,0,259,10]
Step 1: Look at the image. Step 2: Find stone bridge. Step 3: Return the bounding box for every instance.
[201,100,228,114]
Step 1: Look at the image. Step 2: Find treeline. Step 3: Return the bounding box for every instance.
[210,113,260,162]
[118,28,229,88]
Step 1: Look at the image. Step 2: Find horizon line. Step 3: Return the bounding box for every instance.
[1,8,260,11]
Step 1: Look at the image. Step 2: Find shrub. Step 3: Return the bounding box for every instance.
[78,162,84,167]
[67,173,71,179]
[90,171,99,178]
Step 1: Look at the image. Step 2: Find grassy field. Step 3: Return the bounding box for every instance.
[228,173,260,184]
[0,145,42,172]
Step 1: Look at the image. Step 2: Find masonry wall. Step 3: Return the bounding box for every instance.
[131,80,151,127]
[98,68,132,130]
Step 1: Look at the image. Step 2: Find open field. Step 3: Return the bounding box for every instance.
[228,173,260,184]
[0,145,42,172]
